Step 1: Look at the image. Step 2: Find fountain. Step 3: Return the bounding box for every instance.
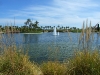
[53,27,59,35]
[58,32,59,35]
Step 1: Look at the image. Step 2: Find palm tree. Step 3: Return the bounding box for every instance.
[73,27,76,30]
[47,26,49,30]
[57,25,60,29]
[0,25,2,32]
[68,26,69,29]
[24,22,27,26]
[24,19,32,27]
[29,22,33,29]
[66,26,68,29]
[35,21,39,24]
[41,26,43,29]
[34,21,39,28]
[51,27,53,30]
[49,26,51,30]
[62,26,64,30]
[64,26,65,29]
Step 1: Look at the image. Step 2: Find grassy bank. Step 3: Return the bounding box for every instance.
[40,51,100,75]
[0,46,43,75]
[1,47,100,75]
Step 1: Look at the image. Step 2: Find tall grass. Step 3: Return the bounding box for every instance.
[40,51,100,75]
[0,29,43,75]
[79,19,94,51]
[41,61,67,75]
[0,46,43,75]
[67,51,100,75]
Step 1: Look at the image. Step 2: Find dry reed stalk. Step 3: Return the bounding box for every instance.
[86,19,88,42]
[67,30,72,41]
[79,19,94,52]
[79,21,85,50]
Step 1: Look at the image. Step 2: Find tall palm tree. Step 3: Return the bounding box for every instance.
[24,19,32,27]
[73,27,76,30]
[0,25,2,32]
[29,22,33,29]
[34,21,39,28]
[58,25,60,27]
[66,26,68,29]
[41,26,43,29]
[35,21,39,24]
[62,26,64,30]
[67,26,69,30]
[64,27,65,30]
[48,26,49,30]
[49,26,51,30]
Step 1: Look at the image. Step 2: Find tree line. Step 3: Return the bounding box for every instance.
[0,18,99,33]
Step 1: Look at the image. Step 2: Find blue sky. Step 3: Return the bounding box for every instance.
[0,0,100,28]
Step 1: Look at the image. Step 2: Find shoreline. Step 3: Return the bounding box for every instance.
[21,32,43,34]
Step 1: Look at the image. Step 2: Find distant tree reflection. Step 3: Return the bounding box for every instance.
[23,34,40,44]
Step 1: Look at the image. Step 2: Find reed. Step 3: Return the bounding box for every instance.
[65,19,100,75]
[0,28,43,75]
[0,46,43,75]
[67,51,100,75]
[79,19,94,52]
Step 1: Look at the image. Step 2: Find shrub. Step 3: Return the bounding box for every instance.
[41,61,67,75]
[67,51,100,75]
[0,46,43,75]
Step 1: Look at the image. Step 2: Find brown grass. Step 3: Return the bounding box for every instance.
[41,61,67,75]
[0,46,43,75]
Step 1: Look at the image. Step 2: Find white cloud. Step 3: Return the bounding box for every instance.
[1,0,100,28]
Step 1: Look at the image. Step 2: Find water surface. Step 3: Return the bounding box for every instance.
[1,32,100,63]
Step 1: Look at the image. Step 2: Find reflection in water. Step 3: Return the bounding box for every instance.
[96,33,100,49]
[23,34,40,44]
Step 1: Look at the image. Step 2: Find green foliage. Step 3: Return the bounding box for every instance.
[22,19,42,33]
[20,28,43,33]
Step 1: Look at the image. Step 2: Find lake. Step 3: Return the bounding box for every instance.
[1,32,100,63]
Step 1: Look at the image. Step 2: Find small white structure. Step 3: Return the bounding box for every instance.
[53,27,59,35]
[58,32,59,35]
[53,27,57,35]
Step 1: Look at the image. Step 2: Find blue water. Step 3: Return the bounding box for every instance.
[1,32,100,63]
